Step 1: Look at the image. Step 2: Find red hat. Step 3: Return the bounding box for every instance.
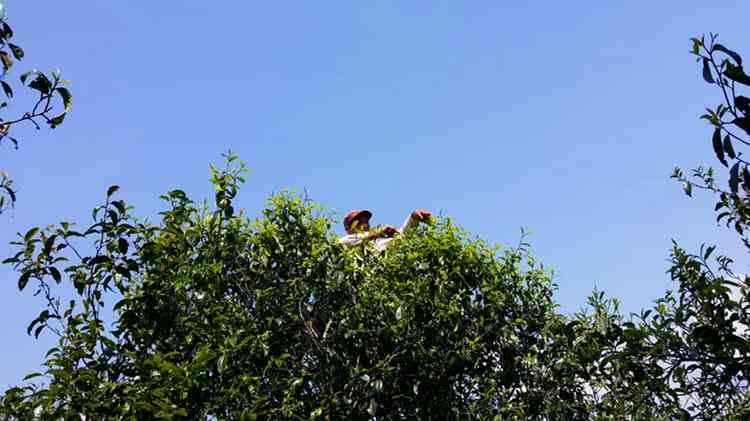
[343,209,372,230]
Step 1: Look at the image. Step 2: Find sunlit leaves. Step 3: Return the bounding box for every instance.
[56,87,72,112]
[0,155,606,419]
[0,51,11,74]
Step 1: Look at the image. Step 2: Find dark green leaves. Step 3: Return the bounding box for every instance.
[0,155,595,419]
[724,61,750,86]
[723,135,735,159]
[19,69,36,84]
[48,87,73,128]
[7,137,750,419]
[8,43,23,60]
[88,255,111,266]
[239,411,258,421]
[117,238,129,254]
[713,43,742,65]
[49,267,61,283]
[22,372,43,381]
[1,80,11,98]
[27,72,51,94]
[2,22,14,40]
[712,128,727,166]
[736,95,750,115]
[17,271,30,290]
[24,227,40,242]
[735,117,750,136]
[702,58,715,84]
[48,113,65,127]
[56,87,72,112]
[729,162,740,193]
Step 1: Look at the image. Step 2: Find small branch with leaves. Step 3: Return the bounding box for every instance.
[0,13,72,215]
[681,34,750,248]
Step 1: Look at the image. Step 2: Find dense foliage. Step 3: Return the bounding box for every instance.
[2,36,750,420]
[0,2,72,214]
[0,155,592,419]
[596,35,750,418]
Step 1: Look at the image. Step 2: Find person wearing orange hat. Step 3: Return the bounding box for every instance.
[339,208,432,251]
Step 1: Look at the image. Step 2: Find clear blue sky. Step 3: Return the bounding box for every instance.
[1,1,749,387]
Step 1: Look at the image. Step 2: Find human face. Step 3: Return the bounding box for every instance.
[348,216,370,234]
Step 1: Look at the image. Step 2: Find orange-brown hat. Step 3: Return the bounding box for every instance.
[343,209,372,230]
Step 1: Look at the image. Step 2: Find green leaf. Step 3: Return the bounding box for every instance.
[2,22,14,40]
[19,70,38,84]
[736,95,750,115]
[690,38,701,55]
[679,409,691,421]
[22,372,43,381]
[118,238,129,254]
[18,271,30,290]
[28,73,52,94]
[702,58,715,84]
[723,135,736,159]
[724,62,750,86]
[24,227,40,242]
[44,347,60,359]
[682,182,692,197]
[729,162,740,193]
[56,87,72,112]
[239,411,258,421]
[8,43,23,60]
[49,267,62,283]
[712,128,727,167]
[704,245,716,260]
[735,117,750,136]
[217,354,227,373]
[713,43,742,65]
[107,185,120,197]
[0,51,12,73]
[89,255,111,265]
[43,235,57,253]
[48,113,65,127]
[0,80,12,98]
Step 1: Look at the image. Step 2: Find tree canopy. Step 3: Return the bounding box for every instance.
[0,155,594,419]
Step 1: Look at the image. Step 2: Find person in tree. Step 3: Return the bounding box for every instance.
[339,208,432,251]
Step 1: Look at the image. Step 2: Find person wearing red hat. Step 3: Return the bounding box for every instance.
[339,208,432,251]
